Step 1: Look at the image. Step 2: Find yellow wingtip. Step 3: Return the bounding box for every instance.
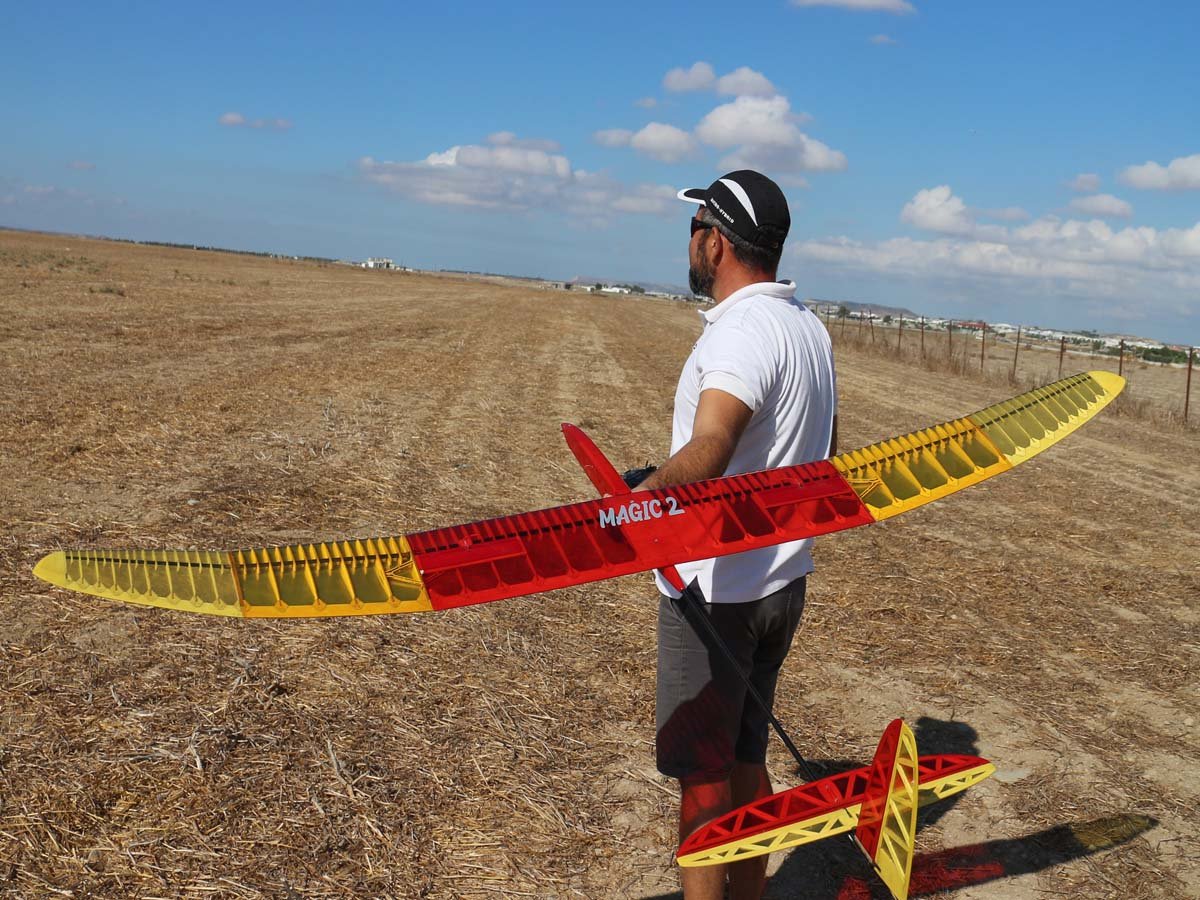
[1088,370,1126,397]
[33,551,68,589]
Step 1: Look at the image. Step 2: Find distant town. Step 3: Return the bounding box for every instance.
[353,256,1194,364]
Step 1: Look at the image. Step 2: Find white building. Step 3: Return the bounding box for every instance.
[364,257,394,269]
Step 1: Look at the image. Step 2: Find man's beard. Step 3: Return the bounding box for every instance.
[688,247,715,298]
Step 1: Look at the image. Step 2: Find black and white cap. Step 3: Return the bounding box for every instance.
[678,170,791,250]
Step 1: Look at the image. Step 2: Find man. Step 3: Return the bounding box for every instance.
[634,170,837,900]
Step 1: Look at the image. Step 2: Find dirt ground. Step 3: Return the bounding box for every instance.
[1,229,1196,899]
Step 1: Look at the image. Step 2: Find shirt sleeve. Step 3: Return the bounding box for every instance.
[694,320,773,413]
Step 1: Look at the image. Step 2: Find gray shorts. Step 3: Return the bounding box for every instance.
[656,578,806,781]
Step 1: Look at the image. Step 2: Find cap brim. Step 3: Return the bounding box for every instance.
[677,187,706,204]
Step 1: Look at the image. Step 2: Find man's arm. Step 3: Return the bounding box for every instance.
[637,389,753,491]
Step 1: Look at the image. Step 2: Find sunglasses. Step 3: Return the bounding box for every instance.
[690,218,714,238]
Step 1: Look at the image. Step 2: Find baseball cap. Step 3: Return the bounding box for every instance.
[677,170,790,250]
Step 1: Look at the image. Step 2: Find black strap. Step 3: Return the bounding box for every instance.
[677,579,817,783]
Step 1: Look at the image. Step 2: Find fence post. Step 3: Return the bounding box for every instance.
[1058,336,1066,376]
[980,325,986,372]
[1119,339,1125,377]
[948,320,954,360]
[1186,347,1195,424]
[869,314,875,345]
[1012,325,1021,380]
[920,317,926,356]
[897,315,903,351]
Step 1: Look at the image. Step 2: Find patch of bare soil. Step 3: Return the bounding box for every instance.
[1,230,1195,898]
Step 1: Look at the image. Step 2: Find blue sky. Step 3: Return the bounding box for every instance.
[3,0,1199,343]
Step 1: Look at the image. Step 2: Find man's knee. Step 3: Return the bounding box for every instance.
[678,775,732,839]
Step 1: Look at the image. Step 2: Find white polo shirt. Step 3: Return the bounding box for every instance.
[655,280,837,603]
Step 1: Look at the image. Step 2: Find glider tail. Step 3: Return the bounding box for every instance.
[559,423,687,593]
[855,719,920,900]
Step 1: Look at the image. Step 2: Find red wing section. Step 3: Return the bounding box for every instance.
[407,460,873,610]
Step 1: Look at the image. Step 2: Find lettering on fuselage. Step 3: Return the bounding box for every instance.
[599,496,685,528]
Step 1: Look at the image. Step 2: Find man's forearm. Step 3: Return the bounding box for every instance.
[637,434,735,492]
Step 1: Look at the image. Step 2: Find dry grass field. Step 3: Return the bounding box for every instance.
[1,228,1197,899]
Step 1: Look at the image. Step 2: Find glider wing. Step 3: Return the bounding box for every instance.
[33,371,1123,617]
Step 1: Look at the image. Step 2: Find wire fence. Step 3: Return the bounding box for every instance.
[819,309,1198,430]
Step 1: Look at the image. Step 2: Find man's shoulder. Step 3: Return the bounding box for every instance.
[716,292,810,334]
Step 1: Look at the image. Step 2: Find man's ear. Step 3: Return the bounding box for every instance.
[709,231,725,266]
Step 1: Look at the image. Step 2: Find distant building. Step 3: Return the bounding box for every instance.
[364,257,394,269]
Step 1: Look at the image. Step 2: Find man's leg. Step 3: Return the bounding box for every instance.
[727,761,773,900]
[724,579,807,900]
[678,777,732,900]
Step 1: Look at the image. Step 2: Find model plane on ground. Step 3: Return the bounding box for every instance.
[676,718,994,900]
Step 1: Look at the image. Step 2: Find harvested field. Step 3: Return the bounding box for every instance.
[1,228,1196,899]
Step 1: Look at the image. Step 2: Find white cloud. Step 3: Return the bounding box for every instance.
[1069,193,1133,219]
[629,123,696,163]
[593,129,633,148]
[900,186,1019,240]
[1120,153,1200,191]
[791,0,915,12]
[219,111,292,131]
[358,136,679,220]
[486,132,562,152]
[715,67,777,97]
[595,123,696,162]
[634,96,657,109]
[695,95,844,174]
[660,63,777,98]
[978,206,1030,223]
[450,144,572,179]
[869,33,898,44]
[793,210,1200,318]
[2,179,118,209]
[901,185,974,235]
[663,62,716,93]
[1068,172,1101,192]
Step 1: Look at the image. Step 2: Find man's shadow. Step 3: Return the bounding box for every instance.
[640,717,1156,899]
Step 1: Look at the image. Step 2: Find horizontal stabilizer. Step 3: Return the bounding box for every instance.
[676,752,993,867]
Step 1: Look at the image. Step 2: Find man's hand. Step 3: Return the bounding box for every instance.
[638,388,752,491]
[621,465,658,489]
